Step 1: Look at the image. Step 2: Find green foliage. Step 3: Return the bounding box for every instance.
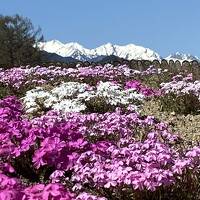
[159,93,200,115]
[0,14,43,67]
[84,96,117,113]
[139,73,172,89]
[0,85,13,98]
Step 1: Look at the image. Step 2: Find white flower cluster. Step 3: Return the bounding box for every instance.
[22,81,144,114]
[22,82,89,113]
[94,82,144,105]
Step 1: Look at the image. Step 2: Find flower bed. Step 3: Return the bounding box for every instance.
[0,64,200,199]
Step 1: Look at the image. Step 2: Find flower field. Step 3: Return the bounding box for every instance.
[0,63,200,200]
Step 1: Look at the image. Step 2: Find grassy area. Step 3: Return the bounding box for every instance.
[141,98,200,144]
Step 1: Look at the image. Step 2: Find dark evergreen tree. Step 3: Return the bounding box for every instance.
[152,59,160,68]
[0,14,43,67]
[130,59,138,70]
[182,60,190,68]
[175,60,181,69]
[143,60,152,69]
[160,59,168,68]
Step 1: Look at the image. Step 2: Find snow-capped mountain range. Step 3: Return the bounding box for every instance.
[165,52,199,62]
[38,40,200,62]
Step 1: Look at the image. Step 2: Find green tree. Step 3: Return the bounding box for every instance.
[0,14,43,67]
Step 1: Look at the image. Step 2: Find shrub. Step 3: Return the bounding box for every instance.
[160,74,200,115]
[159,92,200,115]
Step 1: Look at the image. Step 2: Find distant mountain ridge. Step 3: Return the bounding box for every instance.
[38,40,161,61]
[38,40,200,63]
[41,51,79,63]
[165,52,200,62]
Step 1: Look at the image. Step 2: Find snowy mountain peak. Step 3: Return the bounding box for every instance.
[104,42,113,46]
[65,42,84,49]
[50,39,62,44]
[165,52,199,62]
[38,40,161,61]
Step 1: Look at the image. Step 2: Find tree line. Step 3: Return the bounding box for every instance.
[33,58,200,70]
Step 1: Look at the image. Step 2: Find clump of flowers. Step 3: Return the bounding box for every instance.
[0,96,200,199]
[1,61,200,199]
[125,80,160,97]
[0,64,164,98]
[22,81,144,115]
[160,73,200,114]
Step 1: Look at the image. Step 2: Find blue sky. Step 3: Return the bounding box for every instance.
[1,0,200,57]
